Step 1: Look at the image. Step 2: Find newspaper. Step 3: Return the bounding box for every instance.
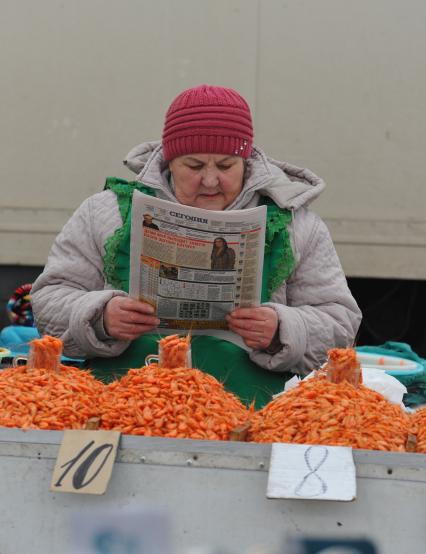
[129,190,266,335]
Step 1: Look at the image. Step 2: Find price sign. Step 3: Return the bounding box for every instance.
[267,443,356,501]
[50,430,120,495]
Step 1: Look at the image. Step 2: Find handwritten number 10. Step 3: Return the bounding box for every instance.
[54,440,114,490]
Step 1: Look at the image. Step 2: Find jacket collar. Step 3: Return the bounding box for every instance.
[123,141,325,210]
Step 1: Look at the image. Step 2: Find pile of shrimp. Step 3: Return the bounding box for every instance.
[248,374,410,452]
[410,407,426,453]
[2,338,420,454]
[100,334,249,439]
[0,336,103,430]
[99,365,250,440]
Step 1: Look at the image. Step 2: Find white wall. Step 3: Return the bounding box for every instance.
[1,0,425,277]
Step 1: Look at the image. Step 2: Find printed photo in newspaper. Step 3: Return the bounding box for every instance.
[129,190,266,333]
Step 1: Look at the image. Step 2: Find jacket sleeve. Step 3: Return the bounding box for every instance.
[31,194,131,359]
[250,209,362,374]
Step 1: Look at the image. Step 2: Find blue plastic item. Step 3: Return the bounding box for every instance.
[0,325,39,354]
[356,341,426,385]
[0,325,83,364]
[356,351,424,378]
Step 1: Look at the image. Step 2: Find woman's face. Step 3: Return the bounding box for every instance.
[169,154,244,210]
[214,238,225,249]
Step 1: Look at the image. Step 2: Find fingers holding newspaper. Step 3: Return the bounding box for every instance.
[226,306,278,351]
[104,297,160,341]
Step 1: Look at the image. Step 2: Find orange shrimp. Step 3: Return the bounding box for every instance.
[248,374,409,452]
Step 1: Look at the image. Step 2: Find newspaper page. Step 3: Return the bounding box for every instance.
[129,190,266,333]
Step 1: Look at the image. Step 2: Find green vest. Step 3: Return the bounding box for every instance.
[89,177,296,408]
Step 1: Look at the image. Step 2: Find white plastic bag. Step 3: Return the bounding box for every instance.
[361,367,407,406]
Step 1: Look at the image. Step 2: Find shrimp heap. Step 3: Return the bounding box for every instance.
[248,349,410,452]
[410,407,426,453]
[100,334,249,439]
[0,336,103,430]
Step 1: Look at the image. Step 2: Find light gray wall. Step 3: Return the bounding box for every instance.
[1,0,425,277]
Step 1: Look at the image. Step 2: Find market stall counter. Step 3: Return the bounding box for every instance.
[1,337,426,552]
[1,428,426,554]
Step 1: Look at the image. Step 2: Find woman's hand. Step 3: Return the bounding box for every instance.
[103,297,160,341]
[226,306,279,350]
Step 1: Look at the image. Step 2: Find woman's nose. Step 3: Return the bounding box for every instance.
[201,168,220,187]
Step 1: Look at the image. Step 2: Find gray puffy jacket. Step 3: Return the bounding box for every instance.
[32,142,361,374]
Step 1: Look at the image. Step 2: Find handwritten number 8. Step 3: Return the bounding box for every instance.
[54,440,114,489]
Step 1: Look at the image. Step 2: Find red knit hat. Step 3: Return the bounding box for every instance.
[162,84,254,161]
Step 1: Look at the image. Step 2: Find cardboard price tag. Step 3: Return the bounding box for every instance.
[267,443,356,501]
[50,430,120,495]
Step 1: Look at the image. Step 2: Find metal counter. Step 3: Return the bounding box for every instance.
[1,428,425,553]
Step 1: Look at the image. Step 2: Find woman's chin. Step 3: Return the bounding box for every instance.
[195,195,226,210]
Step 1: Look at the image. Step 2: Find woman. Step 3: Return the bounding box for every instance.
[32,84,361,406]
[210,238,236,271]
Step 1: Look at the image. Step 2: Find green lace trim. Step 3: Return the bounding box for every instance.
[102,177,296,301]
[260,197,296,302]
[103,177,155,292]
